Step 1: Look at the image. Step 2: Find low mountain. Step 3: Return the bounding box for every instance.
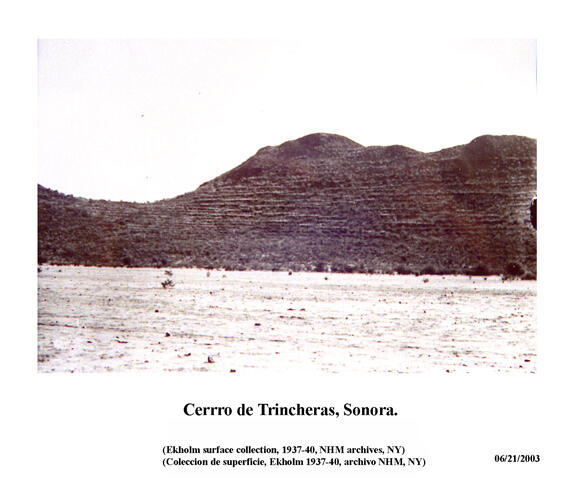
[38,133,536,275]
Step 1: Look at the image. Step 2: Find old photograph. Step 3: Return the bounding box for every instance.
[37,39,537,374]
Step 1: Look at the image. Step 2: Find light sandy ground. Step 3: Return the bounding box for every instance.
[37,266,536,373]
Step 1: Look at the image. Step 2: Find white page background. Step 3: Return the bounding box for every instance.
[2,2,581,480]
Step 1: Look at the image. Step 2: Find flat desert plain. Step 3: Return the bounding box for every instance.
[37,266,536,373]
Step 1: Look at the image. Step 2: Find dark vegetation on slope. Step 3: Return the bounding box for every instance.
[38,133,537,276]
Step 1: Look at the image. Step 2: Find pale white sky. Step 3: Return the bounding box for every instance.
[38,38,536,202]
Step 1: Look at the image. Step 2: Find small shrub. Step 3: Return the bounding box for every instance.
[395,265,413,275]
[161,278,175,289]
[315,262,328,272]
[505,262,525,277]
[158,258,168,268]
[465,264,492,276]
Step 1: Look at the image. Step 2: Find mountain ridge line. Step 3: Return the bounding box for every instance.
[38,132,536,276]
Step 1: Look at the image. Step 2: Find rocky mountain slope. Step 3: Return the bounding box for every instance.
[38,133,537,275]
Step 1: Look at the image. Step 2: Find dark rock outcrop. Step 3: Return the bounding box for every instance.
[38,133,536,274]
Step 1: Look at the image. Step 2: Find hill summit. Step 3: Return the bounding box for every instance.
[38,133,536,275]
